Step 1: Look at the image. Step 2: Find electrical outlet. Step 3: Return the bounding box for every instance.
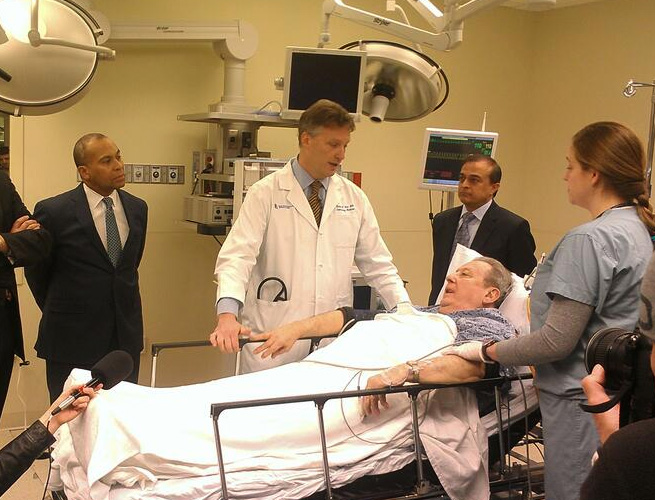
[151,165,162,183]
[167,165,185,184]
[133,165,144,183]
[168,166,179,183]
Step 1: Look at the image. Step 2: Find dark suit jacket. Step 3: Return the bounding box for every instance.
[428,200,537,305]
[26,183,147,364]
[0,172,51,361]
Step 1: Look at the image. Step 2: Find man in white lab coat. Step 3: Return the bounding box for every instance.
[210,99,409,373]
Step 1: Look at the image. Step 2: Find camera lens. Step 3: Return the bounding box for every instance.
[585,327,640,390]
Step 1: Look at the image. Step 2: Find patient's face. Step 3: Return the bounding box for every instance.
[440,261,494,313]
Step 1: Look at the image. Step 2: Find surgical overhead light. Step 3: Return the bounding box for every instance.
[341,40,448,122]
[622,78,655,195]
[0,0,42,43]
[0,0,114,116]
[320,0,511,123]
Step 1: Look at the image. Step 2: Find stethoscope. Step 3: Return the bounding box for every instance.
[256,277,288,302]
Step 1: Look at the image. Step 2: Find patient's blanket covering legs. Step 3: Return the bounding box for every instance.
[55,310,491,500]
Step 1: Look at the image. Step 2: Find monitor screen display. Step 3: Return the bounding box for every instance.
[417,128,499,191]
[281,46,366,120]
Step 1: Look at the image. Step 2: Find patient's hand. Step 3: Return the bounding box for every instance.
[250,323,304,359]
[210,313,251,353]
[361,364,412,416]
[581,364,619,444]
[360,374,390,417]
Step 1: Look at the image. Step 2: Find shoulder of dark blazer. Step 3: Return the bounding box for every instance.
[34,185,83,211]
[118,189,148,211]
[431,205,461,227]
[483,201,531,227]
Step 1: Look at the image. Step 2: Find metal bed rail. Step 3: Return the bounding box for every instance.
[149,335,339,387]
[209,378,505,500]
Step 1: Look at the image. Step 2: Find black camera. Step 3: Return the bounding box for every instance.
[581,327,655,426]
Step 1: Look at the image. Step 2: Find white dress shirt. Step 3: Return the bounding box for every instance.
[83,183,129,250]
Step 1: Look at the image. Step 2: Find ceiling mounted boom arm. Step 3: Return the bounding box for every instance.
[109,22,258,110]
[320,0,507,51]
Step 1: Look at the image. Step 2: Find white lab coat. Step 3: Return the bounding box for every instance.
[215,160,409,373]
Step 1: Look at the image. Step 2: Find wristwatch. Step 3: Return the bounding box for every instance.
[406,361,421,383]
[481,340,498,363]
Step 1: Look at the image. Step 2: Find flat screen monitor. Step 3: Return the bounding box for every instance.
[417,128,499,191]
[280,46,366,120]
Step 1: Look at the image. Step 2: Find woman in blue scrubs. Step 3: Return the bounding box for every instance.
[478,122,655,500]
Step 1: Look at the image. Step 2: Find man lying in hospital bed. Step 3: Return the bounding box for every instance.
[53,256,522,500]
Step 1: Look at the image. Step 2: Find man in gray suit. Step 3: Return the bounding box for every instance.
[26,133,148,401]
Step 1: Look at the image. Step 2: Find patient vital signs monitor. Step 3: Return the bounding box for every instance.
[418,128,498,191]
[281,46,366,120]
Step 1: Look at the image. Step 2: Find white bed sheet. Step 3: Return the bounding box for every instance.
[53,308,490,500]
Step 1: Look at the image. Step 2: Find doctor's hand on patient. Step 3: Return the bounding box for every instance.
[209,313,251,353]
[249,322,305,359]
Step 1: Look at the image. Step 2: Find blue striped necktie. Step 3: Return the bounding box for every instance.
[103,197,122,267]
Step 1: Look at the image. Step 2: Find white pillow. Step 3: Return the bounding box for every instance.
[436,244,530,336]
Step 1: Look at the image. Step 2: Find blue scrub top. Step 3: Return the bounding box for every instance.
[531,206,653,398]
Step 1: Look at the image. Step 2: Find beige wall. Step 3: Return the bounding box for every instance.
[2,0,653,427]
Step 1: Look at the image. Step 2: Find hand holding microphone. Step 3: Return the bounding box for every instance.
[51,350,134,416]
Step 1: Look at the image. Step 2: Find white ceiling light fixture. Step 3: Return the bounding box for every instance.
[0,0,114,116]
[341,40,448,122]
[319,0,523,122]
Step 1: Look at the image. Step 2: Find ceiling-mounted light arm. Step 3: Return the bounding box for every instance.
[320,0,507,51]
[28,0,115,59]
[622,79,655,196]
[449,0,508,24]
[405,0,443,30]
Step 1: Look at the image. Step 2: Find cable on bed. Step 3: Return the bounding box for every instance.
[335,368,437,447]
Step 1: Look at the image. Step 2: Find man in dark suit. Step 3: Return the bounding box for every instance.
[428,154,536,305]
[0,172,51,416]
[26,133,148,402]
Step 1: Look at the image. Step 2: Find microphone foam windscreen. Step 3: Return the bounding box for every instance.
[91,350,134,389]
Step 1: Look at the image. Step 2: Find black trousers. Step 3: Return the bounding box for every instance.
[46,351,140,403]
[0,295,15,417]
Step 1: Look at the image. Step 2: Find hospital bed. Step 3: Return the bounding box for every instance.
[209,375,543,500]
[55,308,544,500]
[132,249,543,499]
[139,337,544,500]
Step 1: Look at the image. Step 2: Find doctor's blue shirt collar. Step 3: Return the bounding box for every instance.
[292,157,330,200]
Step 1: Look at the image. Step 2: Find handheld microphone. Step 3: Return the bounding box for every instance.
[51,350,133,416]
